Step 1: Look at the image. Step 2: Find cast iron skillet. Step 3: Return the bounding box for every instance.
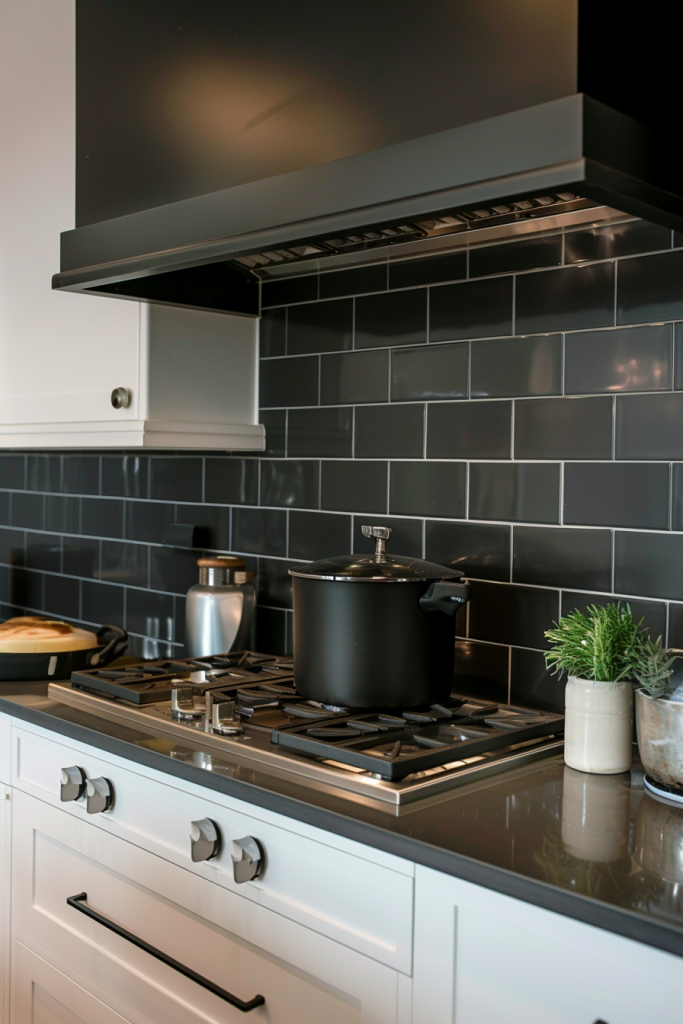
[0,624,128,681]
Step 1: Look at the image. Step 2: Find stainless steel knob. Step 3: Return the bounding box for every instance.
[208,694,243,736]
[110,387,131,409]
[86,777,114,813]
[60,766,87,802]
[231,836,264,883]
[171,685,204,720]
[190,817,221,862]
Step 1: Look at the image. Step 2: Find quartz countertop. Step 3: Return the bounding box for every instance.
[2,682,683,959]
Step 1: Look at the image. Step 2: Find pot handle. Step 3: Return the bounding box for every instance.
[419,581,471,616]
[88,625,129,667]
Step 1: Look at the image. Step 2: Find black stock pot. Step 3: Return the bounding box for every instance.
[289,525,471,708]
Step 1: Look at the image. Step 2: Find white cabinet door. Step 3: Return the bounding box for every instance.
[413,865,683,1024]
[0,784,10,1024]
[12,789,402,1024]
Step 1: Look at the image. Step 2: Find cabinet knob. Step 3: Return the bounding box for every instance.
[190,817,221,862]
[60,766,87,802]
[110,387,131,409]
[86,777,114,813]
[231,836,264,883]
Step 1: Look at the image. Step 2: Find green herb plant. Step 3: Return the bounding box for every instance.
[633,638,678,698]
[545,603,647,683]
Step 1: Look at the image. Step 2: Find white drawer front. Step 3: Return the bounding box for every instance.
[13,790,400,1024]
[0,713,10,784]
[11,723,414,972]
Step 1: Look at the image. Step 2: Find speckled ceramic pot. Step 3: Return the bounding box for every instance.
[636,689,683,788]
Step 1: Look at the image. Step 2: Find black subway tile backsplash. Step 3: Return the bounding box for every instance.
[7,217,683,693]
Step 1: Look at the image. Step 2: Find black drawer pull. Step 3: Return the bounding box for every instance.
[67,892,265,1013]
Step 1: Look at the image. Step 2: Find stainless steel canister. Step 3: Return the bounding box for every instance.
[185,556,255,657]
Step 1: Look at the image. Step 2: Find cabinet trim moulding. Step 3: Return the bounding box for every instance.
[0,419,265,451]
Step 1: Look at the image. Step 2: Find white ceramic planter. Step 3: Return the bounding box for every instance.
[564,675,633,775]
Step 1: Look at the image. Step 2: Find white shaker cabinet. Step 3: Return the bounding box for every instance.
[413,865,683,1024]
[0,0,263,452]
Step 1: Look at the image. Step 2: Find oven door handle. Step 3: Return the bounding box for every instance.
[66,892,265,1013]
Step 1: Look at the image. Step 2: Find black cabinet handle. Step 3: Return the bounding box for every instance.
[67,892,265,1013]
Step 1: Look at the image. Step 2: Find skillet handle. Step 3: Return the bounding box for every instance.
[419,581,471,616]
[88,625,128,667]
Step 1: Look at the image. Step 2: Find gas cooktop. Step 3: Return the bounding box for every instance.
[48,651,564,807]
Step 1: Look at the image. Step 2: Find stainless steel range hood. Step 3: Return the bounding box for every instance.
[53,4,681,315]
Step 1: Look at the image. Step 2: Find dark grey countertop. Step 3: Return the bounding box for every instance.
[2,682,683,959]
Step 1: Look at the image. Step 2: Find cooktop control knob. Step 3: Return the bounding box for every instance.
[171,685,204,720]
[86,777,114,814]
[209,695,244,736]
[231,836,264,884]
[190,817,221,862]
[60,766,87,802]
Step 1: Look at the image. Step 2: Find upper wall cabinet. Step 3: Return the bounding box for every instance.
[0,0,263,451]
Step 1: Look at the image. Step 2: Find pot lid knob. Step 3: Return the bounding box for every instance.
[362,524,392,562]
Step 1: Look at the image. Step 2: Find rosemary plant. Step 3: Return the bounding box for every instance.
[544,603,646,683]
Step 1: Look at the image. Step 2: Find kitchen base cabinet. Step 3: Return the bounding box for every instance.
[0,784,9,1024]
[12,789,402,1023]
[413,865,682,1024]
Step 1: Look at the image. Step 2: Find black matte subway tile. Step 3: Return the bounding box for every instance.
[0,455,25,490]
[510,648,565,713]
[0,493,8,526]
[259,355,319,408]
[470,235,562,278]
[173,595,187,646]
[354,404,424,459]
[62,538,99,578]
[321,461,387,513]
[288,511,351,561]
[321,350,388,405]
[560,592,667,641]
[565,220,671,264]
[468,580,558,649]
[565,324,672,395]
[25,533,60,573]
[469,463,560,524]
[126,587,173,640]
[389,251,466,290]
[63,456,99,495]
[667,603,683,647]
[391,342,468,402]
[259,411,287,457]
[101,456,149,499]
[256,558,296,609]
[81,497,124,539]
[471,335,561,398]
[261,274,317,308]
[10,491,43,531]
[26,455,61,492]
[427,401,511,459]
[45,495,80,534]
[319,263,386,300]
[355,289,427,349]
[516,262,615,334]
[125,501,174,544]
[615,532,683,600]
[671,465,683,532]
[390,462,465,518]
[287,299,353,354]
[616,393,683,460]
[618,250,683,325]
[11,568,43,611]
[453,641,509,702]
[44,574,80,620]
[675,323,683,391]
[232,507,287,557]
[149,545,197,594]
[205,459,259,505]
[515,397,612,460]
[514,526,612,591]
[352,516,422,558]
[566,463,669,529]
[256,605,288,655]
[430,276,513,342]
[287,407,353,458]
[0,528,24,566]
[260,460,319,509]
[0,566,8,604]
[260,307,287,358]
[177,504,231,551]
[100,540,148,587]
[425,520,511,582]
[81,580,124,627]
[150,458,202,503]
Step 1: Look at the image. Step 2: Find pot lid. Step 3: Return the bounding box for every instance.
[289,525,464,582]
